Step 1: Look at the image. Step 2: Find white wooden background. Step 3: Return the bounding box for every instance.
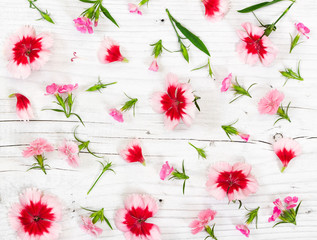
[0,0,317,239]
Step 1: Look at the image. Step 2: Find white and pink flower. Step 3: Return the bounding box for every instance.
[120,139,145,165]
[201,0,229,21]
[9,93,34,121]
[206,162,258,201]
[160,161,174,180]
[115,194,161,240]
[189,209,217,234]
[128,3,142,15]
[59,141,79,167]
[149,58,159,72]
[80,216,103,237]
[4,26,53,79]
[9,188,62,240]
[98,37,128,64]
[237,22,277,66]
[152,73,196,130]
[273,138,301,172]
[258,89,284,115]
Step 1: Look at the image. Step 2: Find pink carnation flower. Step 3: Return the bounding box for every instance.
[58,84,78,94]
[9,188,62,240]
[9,93,34,121]
[74,17,93,34]
[202,0,229,21]
[98,37,128,64]
[120,139,145,165]
[258,89,284,115]
[221,73,232,92]
[115,194,161,240]
[236,224,250,237]
[189,209,217,234]
[206,162,258,201]
[284,196,298,209]
[23,138,54,158]
[152,73,196,130]
[80,216,103,237]
[268,206,282,222]
[109,108,124,122]
[238,133,250,142]
[237,22,277,66]
[128,3,142,15]
[4,26,53,79]
[149,58,159,72]
[46,83,60,95]
[160,161,174,180]
[295,23,310,39]
[58,141,79,167]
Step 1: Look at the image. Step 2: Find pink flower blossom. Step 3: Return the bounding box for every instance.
[206,162,258,201]
[109,108,124,122]
[120,139,145,165]
[23,138,54,158]
[273,198,285,211]
[221,73,232,92]
[46,83,60,95]
[9,188,62,240]
[80,216,103,237]
[202,0,229,22]
[74,17,93,34]
[237,22,277,66]
[58,84,78,94]
[128,3,142,15]
[295,23,310,39]
[115,194,161,240]
[238,133,250,142]
[58,141,79,167]
[149,58,159,72]
[9,93,34,121]
[189,209,216,234]
[258,89,284,115]
[152,73,196,130]
[160,161,174,180]
[284,196,298,209]
[98,37,128,64]
[4,26,53,79]
[273,138,301,172]
[268,206,282,222]
[236,224,250,237]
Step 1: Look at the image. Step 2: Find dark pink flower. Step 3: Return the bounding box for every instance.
[236,224,250,237]
[284,196,298,209]
[109,108,124,122]
[221,73,232,92]
[268,206,282,222]
[238,133,250,142]
[295,23,310,39]
[58,84,78,94]
[74,17,93,34]
[160,161,174,180]
[9,93,34,121]
[46,83,60,95]
[189,209,216,234]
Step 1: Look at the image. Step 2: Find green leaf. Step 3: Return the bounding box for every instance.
[100,5,119,27]
[139,0,150,7]
[189,142,206,159]
[295,201,302,216]
[180,42,189,62]
[40,11,54,24]
[79,0,96,3]
[237,0,285,13]
[120,94,138,116]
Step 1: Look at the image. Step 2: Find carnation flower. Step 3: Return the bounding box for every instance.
[9,93,34,121]
[149,58,159,72]
[152,73,196,130]
[206,162,258,201]
[222,120,250,142]
[120,139,145,165]
[236,206,259,237]
[109,108,124,122]
[236,224,250,237]
[273,138,301,172]
[290,22,310,53]
[74,17,93,34]
[128,3,142,15]
[58,83,78,94]
[237,22,277,66]
[98,37,128,64]
[80,216,103,237]
[115,194,161,240]
[189,209,217,235]
[59,141,79,167]
[9,188,62,240]
[201,0,230,21]
[46,83,59,95]
[159,161,174,180]
[4,26,53,79]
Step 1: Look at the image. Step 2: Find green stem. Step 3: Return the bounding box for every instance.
[87,171,104,195]
[36,155,47,175]
[166,9,181,40]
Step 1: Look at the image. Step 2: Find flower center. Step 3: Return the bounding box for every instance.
[33,216,41,222]
[216,170,249,194]
[13,36,42,65]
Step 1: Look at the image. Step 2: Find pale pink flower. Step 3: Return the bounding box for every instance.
[74,17,93,34]
[23,138,54,158]
[4,26,53,79]
[221,73,232,92]
[149,58,159,72]
[273,138,301,172]
[9,93,34,121]
[160,161,174,180]
[238,133,250,142]
[109,108,124,122]
[152,73,196,130]
[237,22,277,66]
[9,188,62,240]
[202,0,229,22]
[115,194,161,240]
[295,23,310,39]
[58,84,78,94]
[120,139,145,165]
[128,3,142,15]
[98,37,128,63]
[59,141,79,167]
[236,224,250,237]
[284,196,298,209]
[189,209,216,234]
[258,89,284,115]
[46,83,60,95]
[268,206,282,222]
[80,216,103,237]
[206,162,258,201]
